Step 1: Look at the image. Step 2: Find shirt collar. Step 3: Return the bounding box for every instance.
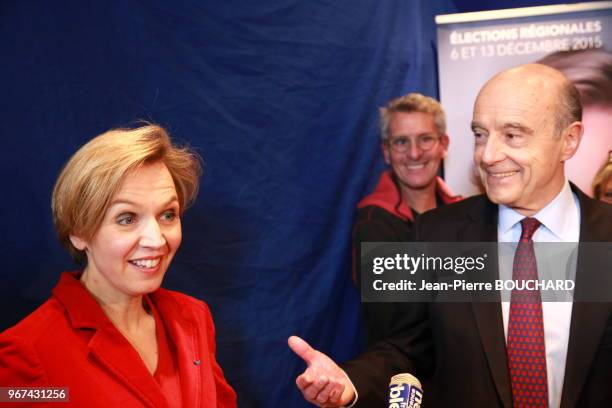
[498,180,576,240]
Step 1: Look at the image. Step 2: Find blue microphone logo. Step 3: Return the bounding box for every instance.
[388,373,423,408]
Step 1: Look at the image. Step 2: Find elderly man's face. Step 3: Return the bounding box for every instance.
[382,111,448,193]
[472,69,580,215]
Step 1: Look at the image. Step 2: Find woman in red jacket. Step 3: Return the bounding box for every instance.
[0,125,237,407]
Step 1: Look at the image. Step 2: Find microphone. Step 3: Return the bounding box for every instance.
[388,373,423,408]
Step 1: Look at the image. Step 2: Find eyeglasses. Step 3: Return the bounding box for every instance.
[386,134,440,153]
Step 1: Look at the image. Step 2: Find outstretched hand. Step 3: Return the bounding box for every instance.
[288,336,355,407]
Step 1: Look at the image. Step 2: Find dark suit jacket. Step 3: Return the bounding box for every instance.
[343,186,612,407]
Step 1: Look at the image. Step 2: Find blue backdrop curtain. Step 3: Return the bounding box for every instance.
[0,1,456,406]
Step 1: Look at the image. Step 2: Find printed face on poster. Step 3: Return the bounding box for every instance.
[436,2,612,197]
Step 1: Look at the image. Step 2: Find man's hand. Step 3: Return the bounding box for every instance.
[288,336,355,407]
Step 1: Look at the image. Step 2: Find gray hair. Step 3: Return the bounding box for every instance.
[379,93,446,141]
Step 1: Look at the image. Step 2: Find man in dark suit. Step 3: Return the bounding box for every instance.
[288,63,612,407]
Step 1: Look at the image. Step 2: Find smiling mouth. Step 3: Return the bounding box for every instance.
[406,163,426,170]
[487,170,519,178]
[129,258,161,268]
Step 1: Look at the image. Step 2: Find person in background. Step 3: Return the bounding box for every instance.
[539,49,612,196]
[593,151,612,204]
[0,125,237,407]
[352,93,460,346]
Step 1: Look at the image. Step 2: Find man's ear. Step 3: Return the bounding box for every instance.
[69,234,88,251]
[440,134,450,158]
[561,121,583,162]
[381,142,391,165]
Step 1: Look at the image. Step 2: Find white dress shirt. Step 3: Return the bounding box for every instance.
[498,180,580,408]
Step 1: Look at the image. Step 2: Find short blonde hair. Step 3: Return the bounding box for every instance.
[52,124,202,264]
[592,152,612,201]
[379,93,446,141]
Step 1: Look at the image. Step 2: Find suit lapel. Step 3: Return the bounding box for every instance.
[561,302,610,408]
[463,197,513,408]
[53,274,168,407]
[560,187,612,408]
[88,325,168,408]
[151,291,203,408]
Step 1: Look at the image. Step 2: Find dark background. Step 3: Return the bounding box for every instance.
[0,0,595,406]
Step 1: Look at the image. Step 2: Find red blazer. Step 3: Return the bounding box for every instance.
[0,273,237,408]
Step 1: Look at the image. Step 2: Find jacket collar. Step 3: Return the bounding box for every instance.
[52,272,193,331]
[51,272,181,408]
[357,170,461,222]
[52,272,112,330]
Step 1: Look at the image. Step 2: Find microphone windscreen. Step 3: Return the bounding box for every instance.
[388,373,423,408]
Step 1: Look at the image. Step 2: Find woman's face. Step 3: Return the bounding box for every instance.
[71,161,182,302]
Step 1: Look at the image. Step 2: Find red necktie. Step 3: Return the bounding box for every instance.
[507,217,548,408]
